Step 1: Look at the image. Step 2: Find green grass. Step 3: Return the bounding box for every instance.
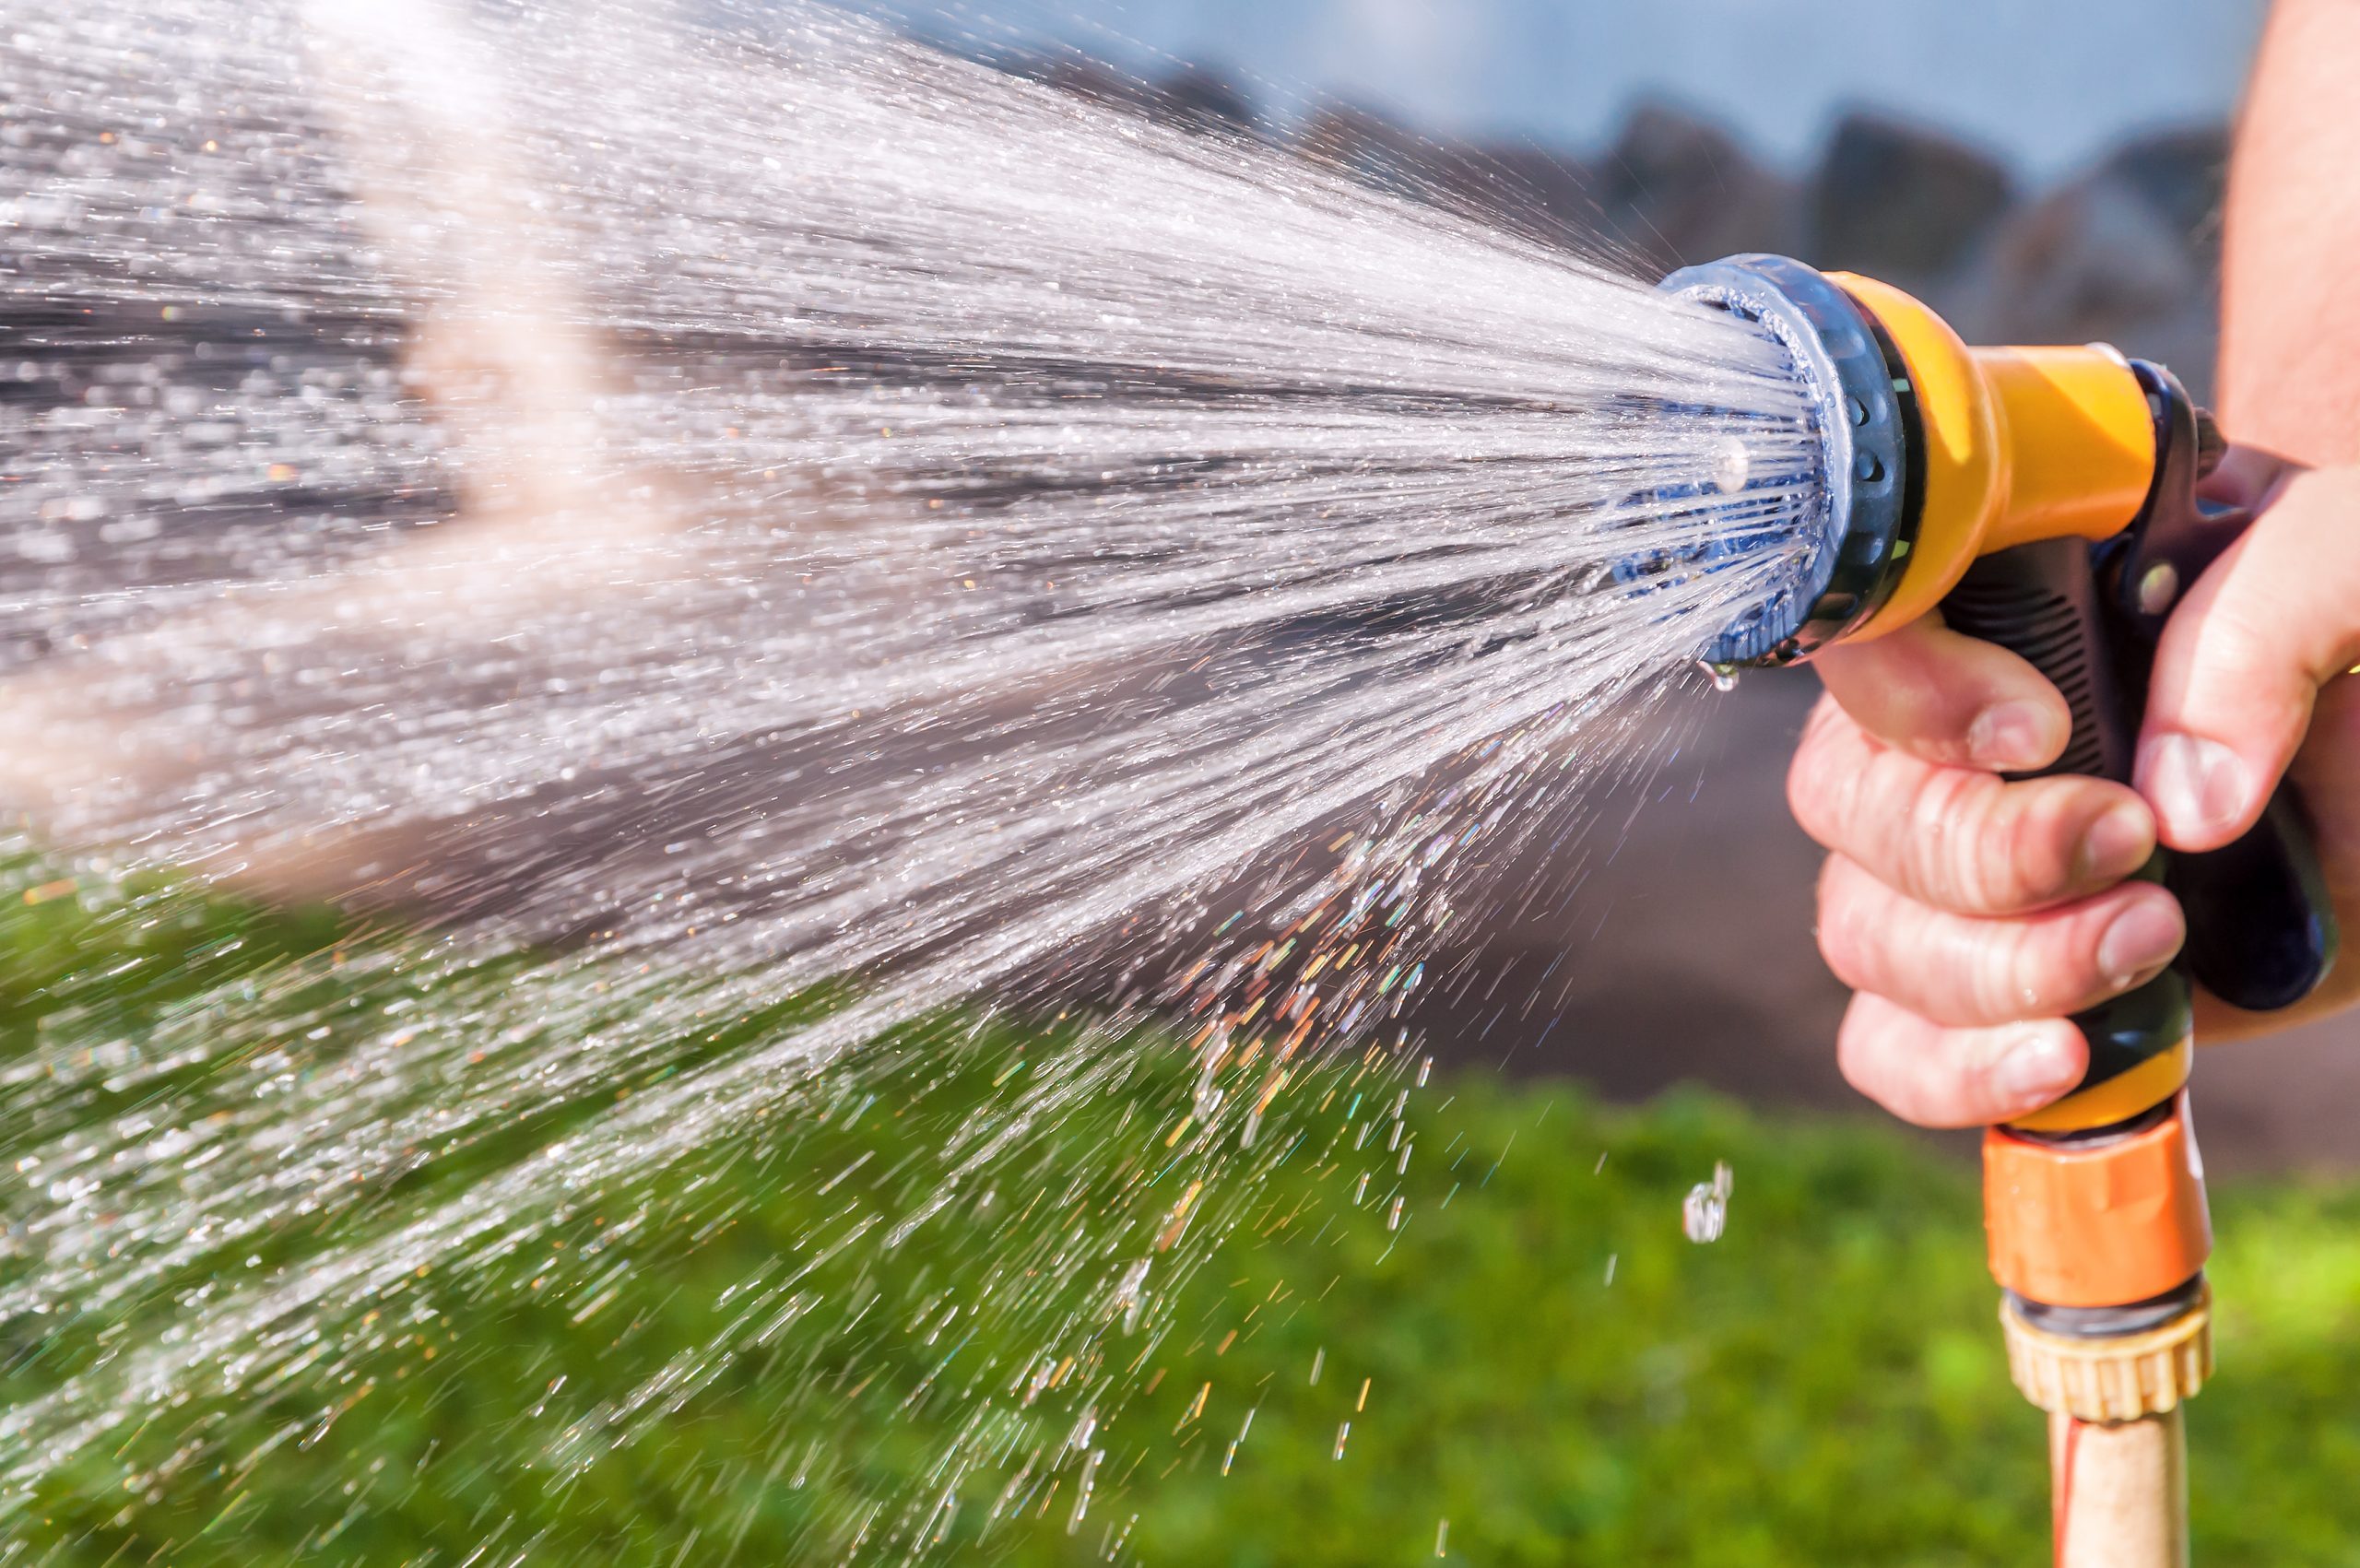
[7,862,2360,1564]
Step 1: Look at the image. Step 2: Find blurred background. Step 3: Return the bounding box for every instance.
[845,0,2360,1173]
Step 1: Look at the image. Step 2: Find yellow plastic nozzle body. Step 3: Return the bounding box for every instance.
[1828,272,2159,642]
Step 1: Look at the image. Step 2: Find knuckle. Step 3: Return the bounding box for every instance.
[1985,922,2079,1019]
[1788,702,1867,845]
[1872,676,1943,744]
[1785,743,1834,843]
[1893,769,2085,916]
[2005,786,2089,898]
[1894,763,1993,907]
[1812,863,1869,982]
[1952,784,2080,914]
[1834,998,1895,1093]
[1836,999,1950,1125]
[2189,596,2281,679]
[2173,598,2294,716]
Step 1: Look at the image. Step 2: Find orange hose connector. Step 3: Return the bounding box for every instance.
[1982,1095,2211,1310]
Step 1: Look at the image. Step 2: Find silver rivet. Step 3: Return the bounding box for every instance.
[2137,561,2180,616]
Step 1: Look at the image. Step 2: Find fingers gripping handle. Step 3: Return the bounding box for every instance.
[2106,365,2339,1016]
[1940,513,2336,1128]
[1941,540,2193,1130]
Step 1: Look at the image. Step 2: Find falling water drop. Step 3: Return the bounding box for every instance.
[1112,1257,1151,1334]
[1066,1446,1103,1535]
[1221,1407,1257,1476]
[1682,1160,1734,1244]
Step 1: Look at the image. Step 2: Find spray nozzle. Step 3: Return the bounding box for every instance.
[1646,253,1918,666]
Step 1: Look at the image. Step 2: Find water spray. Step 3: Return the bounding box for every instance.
[1647,253,2339,1565]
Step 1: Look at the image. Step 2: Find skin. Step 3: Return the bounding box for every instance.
[1788,0,2360,1128]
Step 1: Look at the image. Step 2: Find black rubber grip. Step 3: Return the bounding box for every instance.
[1941,539,2190,1109]
[1941,538,2130,784]
[2171,784,2338,1011]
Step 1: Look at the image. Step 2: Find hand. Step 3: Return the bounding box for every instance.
[1786,460,2360,1127]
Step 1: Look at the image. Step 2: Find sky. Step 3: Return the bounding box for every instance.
[881,0,2272,182]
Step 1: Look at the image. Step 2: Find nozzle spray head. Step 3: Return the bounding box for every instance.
[1653,254,1918,666]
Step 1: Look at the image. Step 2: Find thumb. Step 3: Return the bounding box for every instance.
[2138,466,2360,851]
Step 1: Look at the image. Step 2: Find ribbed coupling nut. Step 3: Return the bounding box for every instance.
[1999,1286,2211,1421]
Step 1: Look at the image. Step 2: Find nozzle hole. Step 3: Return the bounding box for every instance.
[1854,450,1885,483]
[1846,395,1869,427]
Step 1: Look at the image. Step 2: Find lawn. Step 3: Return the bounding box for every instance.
[6,855,2360,1565]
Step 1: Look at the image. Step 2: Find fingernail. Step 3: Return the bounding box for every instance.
[2140,734,2250,840]
[1967,701,2054,769]
[1996,1032,2081,1104]
[2076,801,2154,883]
[2097,899,2186,990]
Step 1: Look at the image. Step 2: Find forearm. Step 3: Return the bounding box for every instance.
[2220,0,2360,464]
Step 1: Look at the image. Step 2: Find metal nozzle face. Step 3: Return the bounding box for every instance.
[1656,254,1917,665]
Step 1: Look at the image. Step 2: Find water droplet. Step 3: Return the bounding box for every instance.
[1332,1421,1351,1460]
[1112,1257,1151,1333]
[1682,1160,1733,1244]
[1192,1076,1224,1119]
[1221,1408,1256,1475]
[1066,1446,1103,1534]
[1435,1518,1451,1557]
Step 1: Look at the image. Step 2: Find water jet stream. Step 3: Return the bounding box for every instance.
[0,1,1820,1557]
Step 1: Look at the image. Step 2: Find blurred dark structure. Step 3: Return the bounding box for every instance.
[1582,103,1802,272]
[1809,112,2015,296]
